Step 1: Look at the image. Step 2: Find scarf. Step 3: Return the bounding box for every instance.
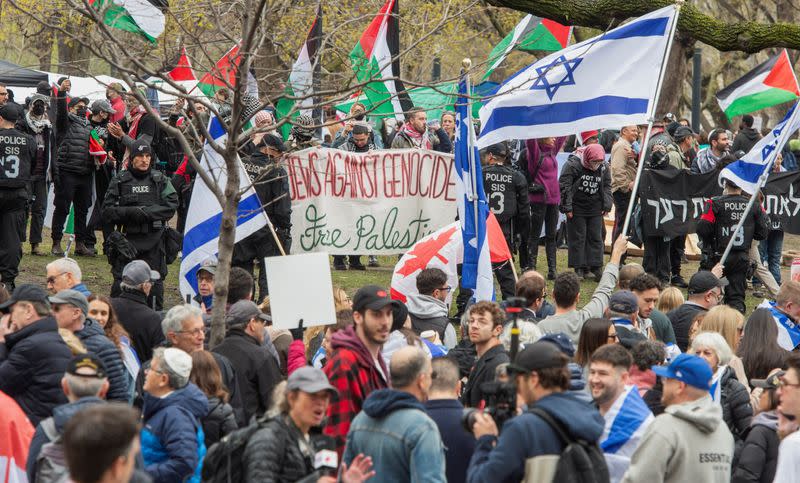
[25,111,51,134]
[401,122,431,149]
[581,143,606,171]
[127,104,147,140]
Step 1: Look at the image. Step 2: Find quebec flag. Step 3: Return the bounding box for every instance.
[179,116,269,301]
[477,5,678,148]
[719,100,800,195]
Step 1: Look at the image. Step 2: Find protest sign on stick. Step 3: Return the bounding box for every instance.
[265,252,336,330]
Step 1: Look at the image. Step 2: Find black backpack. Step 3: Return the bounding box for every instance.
[201,417,269,483]
[528,407,610,483]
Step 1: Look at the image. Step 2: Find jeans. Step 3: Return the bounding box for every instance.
[528,203,558,274]
[759,230,784,285]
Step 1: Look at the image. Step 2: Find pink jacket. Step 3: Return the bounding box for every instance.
[287,339,307,376]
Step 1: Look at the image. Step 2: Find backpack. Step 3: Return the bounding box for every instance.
[527,407,609,483]
[34,417,70,483]
[201,417,269,483]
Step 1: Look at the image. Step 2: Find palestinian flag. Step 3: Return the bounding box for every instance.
[89,0,168,43]
[716,49,800,120]
[483,15,571,80]
[167,47,197,83]
[89,129,107,164]
[197,44,242,97]
[275,5,322,140]
[349,0,413,120]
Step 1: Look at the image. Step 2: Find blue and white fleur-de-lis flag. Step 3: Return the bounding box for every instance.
[179,116,270,301]
[476,5,678,148]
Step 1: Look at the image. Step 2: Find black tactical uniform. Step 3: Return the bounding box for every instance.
[697,189,768,313]
[0,105,36,290]
[232,134,291,302]
[102,140,178,310]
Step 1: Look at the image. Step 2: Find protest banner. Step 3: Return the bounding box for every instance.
[265,253,336,329]
[283,147,458,255]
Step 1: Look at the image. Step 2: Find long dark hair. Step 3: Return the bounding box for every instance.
[190,350,229,402]
[87,294,128,354]
[576,318,614,367]
[737,308,789,382]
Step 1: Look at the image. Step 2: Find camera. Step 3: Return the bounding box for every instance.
[462,380,518,433]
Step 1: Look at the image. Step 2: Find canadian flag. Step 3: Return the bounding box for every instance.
[391,214,512,304]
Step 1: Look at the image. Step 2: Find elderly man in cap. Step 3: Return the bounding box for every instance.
[50,288,129,402]
[622,354,733,482]
[111,260,165,362]
[194,256,217,313]
[102,138,178,310]
[0,103,36,289]
[233,132,292,301]
[605,290,648,349]
[0,284,71,425]
[27,353,111,482]
[212,300,281,422]
[667,271,726,352]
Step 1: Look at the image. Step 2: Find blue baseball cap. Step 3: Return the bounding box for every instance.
[652,353,712,390]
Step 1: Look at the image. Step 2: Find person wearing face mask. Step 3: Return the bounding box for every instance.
[52,85,95,257]
[18,93,56,257]
[101,139,178,310]
[84,99,119,256]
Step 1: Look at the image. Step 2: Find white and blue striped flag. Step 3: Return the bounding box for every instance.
[601,385,654,482]
[709,366,726,402]
[760,300,800,351]
[719,100,800,195]
[455,76,493,301]
[476,5,679,148]
[179,116,270,301]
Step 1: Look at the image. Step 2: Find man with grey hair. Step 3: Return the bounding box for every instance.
[344,346,446,482]
[50,289,128,401]
[27,353,110,482]
[45,257,90,296]
[111,260,165,361]
[141,347,208,482]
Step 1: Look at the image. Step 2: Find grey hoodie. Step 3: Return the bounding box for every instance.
[622,394,734,483]
[405,294,457,348]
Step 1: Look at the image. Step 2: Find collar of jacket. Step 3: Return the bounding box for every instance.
[5,316,58,348]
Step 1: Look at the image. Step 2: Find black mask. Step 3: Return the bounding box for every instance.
[31,104,45,116]
[354,113,366,121]
[76,107,87,118]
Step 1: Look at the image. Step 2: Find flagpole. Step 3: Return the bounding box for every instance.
[463,58,480,249]
[620,1,683,237]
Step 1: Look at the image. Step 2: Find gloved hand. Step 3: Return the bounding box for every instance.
[290,319,305,341]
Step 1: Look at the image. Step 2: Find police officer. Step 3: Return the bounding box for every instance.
[232,133,291,302]
[696,178,768,313]
[101,139,178,310]
[483,141,529,298]
[0,104,36,291]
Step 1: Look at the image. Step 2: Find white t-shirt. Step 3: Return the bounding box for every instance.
[774,430,800,483]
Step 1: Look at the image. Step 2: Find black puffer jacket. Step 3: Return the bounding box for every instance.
[75,318,129,402]
[243,414,320,483]
[201,396,238,448]
[720,365,753,443]
[732,411,779,483]
[54,90,92,175]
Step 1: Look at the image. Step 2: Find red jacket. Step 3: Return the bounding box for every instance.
[0,390,33,483]
[286,339,306,376]
[323,326,389,456]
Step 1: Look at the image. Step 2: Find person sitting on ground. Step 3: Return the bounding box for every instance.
[406,268,457,349]
[617,263,644,290]
[46,258,91,296]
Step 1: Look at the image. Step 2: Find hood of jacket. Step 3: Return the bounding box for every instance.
[665,394,722,434]
[533,392,605,442]
[331,325,378,370]
[751,410,778,430]
[405,294,448,319]
[52,397,105,432]
[740,127,760,142]
[362,388,425,418]
[143,382,209,421]
[568,362,586,391]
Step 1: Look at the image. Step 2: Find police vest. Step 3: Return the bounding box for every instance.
[0,128,33,188]
[706,194,758,252]
[483,164,519,221]
[117,170,164,208]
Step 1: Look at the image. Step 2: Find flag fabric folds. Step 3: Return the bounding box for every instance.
[89,0,167,43]
[716,49,800,120]
[197,44,241,97]
[482,15,570,80]
[179,116,270,300]
[477,5,678,148]
[719,101,800,195]
[600,385,654,482]
[762,301,800,351]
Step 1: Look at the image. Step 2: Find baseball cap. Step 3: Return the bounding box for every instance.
[673,125,696,141]
[485,142,509,158]
[0,103,19,122]
[49,289,89,316]
[538,332,576,358]
[0,283,50,312]
[91,99,116,114]
[651,353,712,390]
[67,353,107,378]
[162,347,193,382]
[68,97,90,109]
[121,260,160,286]
[352,285,398,312]
[258,133,287,153]
[687,271,727,295]
[130,138,152,156]
[196,256,218,276]
[609,290,638,314]
[226,300,270,328]
[580,130,599,144]
[751,370,785,390]
[507,340,567,374]
[287,366,338,395]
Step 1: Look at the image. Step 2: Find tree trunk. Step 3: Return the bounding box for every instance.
[655,34,695,116]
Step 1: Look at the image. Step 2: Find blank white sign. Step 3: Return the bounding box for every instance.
[264,252,336,330]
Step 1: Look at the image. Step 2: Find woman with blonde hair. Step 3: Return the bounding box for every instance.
[657,286,684,314]
[699,305,748,385]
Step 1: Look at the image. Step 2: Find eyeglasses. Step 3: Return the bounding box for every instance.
[46,272,68,285]
[176,328,204,336]
[779,377,800,388]
[607,332,619,341]
[437,286,452,293]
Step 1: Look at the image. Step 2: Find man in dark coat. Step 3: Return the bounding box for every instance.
[111,260,165,361]
[0,284,72,425]
[461,301,510,408]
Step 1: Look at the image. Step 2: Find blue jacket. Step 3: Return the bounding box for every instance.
[424,399,475,483]
[141,383,208,483]
[75,318,129,401]
[71,283,91,297]
[467,391,605,483]
[344,389,446,482]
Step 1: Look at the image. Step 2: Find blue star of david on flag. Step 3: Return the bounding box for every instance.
[528,55,582,100]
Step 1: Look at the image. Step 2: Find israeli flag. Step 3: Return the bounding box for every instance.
[477,5,678,148]
[760,300,800,350]
[455,76,493,301]
[601,385,654,483]
[709,366,726,402]
[719,100,800,195]
[179,116,270,301]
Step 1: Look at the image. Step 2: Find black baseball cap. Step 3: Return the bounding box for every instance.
[258,133,287,153]
[751,370,785,390]
[507,340,567,374]
[687,271,727,295]
[0,284,50,313]
[0,104,19,122]
[485,142,508,158]
[131,138,152,156]
[67,353,107,379]
[68,97,89,109]
[673,125,696,141]
[352,285,399,312]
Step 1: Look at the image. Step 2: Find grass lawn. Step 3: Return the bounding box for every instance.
[18,228,800,317]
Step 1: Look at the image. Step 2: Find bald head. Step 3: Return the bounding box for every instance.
[619,263,645,290]
[390,346,430,389]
